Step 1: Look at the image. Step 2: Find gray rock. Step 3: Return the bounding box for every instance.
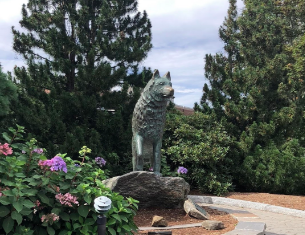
[201,220,224,230]
[151,216,168,227]
[184,198,210,220]
[102,171,190,208]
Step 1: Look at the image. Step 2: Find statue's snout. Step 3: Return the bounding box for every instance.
[162,86,174,97]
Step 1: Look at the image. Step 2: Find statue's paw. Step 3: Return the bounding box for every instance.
[153,172,162,177]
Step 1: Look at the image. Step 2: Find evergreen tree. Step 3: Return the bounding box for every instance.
[200,0,305,193]
[7,0,152,175]
[0,65,17,119]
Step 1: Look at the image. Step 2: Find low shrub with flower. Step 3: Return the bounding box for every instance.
[0,125,138,235]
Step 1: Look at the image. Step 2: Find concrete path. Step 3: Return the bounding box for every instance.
[190,195,305,235]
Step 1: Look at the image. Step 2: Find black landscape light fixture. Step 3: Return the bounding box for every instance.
[94,196,112,235]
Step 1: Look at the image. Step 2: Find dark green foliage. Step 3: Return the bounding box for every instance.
[0,66,17,118]
[199,0,305,194]
[6,0,152,176]
[162,111,234,195]
[0,126,139,234]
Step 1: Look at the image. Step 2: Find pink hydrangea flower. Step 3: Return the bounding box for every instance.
[41,213,59,224]
[0,143,13,156]
[32,148,43,154]
[38,156,67,173]
[55,193,79,207]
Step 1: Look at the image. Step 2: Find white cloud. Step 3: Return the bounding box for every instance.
[0,0,245,107]
[0,0,26,22]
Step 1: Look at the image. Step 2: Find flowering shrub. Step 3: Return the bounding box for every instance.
[95,157,106,167]
[177,166,188,174]
[0,125,138,235]
[0,143,13,155]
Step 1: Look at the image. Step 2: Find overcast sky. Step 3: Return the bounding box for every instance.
[0,0,244,108]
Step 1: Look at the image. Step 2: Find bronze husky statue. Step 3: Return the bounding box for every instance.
[132,70,174,176]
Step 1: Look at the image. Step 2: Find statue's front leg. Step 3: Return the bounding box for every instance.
[153,139,162,176]
[132,134,144,171]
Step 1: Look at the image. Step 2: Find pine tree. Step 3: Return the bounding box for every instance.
[0,65,17,119]
[200,0,305,193]
[8,0,152,174]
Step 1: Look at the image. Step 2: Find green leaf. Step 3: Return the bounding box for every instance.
[20,207,33,216]
[11,143,26,149]
[39,155,47,160]
[38,192,50,205]
[79,216,84,224]
[11,211,23,225]
[66,222,72,230]
[108,227,116,235]
[42,177,50,186]
[23,199,35,208]
[84,194,92,204]
[59,230,68,235]
[70,213,79,221]
[0,197,11,205]
[84,218,95,226]
[22,189,38,196]
[73,223,81,230]
[3,216,14,234]
[15,172,26,177]
[13,201,23,213]
[0,206,10,217]
[32,175,42,179]
[77,205,89,218]
[122,224,131,231]
[120,215,128,222]
[51,208,61,215]
[59,182,71,190]
[2,132,11,142]
[47,226,55,235]
[1,179,15,186]
[59,212,70,221]
[111,214,121,222]
[3,190,15,196]
[107,218,116,225]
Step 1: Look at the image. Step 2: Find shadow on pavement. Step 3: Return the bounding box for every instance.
[265,232,287,235]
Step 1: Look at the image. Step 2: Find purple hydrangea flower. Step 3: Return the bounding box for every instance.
[177,166,188,174]
[50,156,67,173]
[74,164,80,167]
[32,148,44,154]
[149,167,153,172]
[22,150,26,154]
[95,157,106,167]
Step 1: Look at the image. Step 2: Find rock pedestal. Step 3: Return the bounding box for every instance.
[102,171,190,208]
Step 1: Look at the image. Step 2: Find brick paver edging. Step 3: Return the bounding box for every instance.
[189,195,305,218]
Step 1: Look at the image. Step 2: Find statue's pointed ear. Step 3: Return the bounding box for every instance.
[163,71,171,81]
[152,69,160,80]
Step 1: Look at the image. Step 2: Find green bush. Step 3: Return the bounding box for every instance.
[0,125,138,235]
[162,111,234,196]
[241,139,305,194]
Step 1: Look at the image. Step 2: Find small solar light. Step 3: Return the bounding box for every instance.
[94,196,112,235]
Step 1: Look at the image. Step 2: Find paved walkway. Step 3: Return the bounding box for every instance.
[190,195,305,235]
[248,207,305,235]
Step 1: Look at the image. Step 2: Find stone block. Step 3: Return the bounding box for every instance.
[102,171,190,208]
[184,198,210,220]
[201,220,224,230]
[151,216,168,227]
